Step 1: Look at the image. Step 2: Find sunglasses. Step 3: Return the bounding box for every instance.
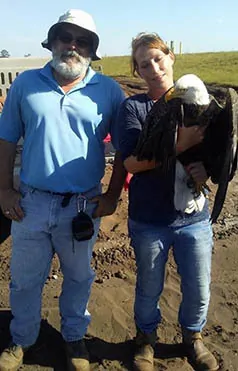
[56,31,91,49]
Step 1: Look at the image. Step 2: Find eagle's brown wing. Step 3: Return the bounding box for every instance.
[210,88,238,223]
[133,95,181,168]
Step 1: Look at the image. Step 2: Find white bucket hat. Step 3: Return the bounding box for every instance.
[41,9,101,60]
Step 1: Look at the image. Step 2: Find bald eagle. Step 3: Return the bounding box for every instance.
[134,74,238,223]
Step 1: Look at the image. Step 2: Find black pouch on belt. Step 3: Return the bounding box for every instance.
[72,196,94,241]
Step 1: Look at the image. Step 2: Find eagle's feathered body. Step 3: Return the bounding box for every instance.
[134,74,238,223]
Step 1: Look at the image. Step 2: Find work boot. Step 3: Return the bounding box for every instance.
[65,339,90,371]
[182,329,219,371]
[133,328,157,371]
[0,342,27,371]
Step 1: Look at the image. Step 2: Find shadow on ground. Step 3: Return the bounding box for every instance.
[0,310,196,370]
[0,311,66,370]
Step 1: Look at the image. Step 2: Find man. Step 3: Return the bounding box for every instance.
[0,9,126,371]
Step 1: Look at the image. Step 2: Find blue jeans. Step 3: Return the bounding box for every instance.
[129,218,213,334]
[10,183,101,347]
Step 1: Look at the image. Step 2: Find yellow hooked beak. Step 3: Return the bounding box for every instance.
[165,87,185,102]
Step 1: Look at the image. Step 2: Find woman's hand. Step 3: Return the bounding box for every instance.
[176,125,205,154]
[89,192,118,218]
[124,155,158,174]
[186,162,209,185]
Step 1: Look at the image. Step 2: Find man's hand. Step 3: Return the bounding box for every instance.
[89,192,119,218]
[0,188,24,221]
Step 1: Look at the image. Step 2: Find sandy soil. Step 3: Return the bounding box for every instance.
[0,78,238,370]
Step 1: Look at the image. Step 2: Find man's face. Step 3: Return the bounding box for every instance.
[50,24,92,80]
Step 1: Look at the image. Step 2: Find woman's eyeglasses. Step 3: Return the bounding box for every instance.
[56,31,91,49]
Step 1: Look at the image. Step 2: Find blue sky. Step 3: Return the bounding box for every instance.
[1,0,237,57]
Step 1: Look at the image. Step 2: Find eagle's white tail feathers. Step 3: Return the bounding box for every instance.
[174,160,206,213]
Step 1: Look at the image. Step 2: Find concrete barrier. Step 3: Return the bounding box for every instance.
[0,57,50,96]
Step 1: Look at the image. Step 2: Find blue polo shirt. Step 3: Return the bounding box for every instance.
[0,63,125,192]
[118,94,210,227]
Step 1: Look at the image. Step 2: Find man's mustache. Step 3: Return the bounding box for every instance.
[60,50,81,61]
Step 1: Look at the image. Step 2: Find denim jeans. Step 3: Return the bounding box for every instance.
[129,218,213,334]
[10,183,101,347]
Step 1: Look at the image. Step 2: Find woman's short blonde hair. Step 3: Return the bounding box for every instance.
[131,32,172,76]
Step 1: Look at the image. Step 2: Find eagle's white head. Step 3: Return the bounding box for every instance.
[166,74,210,106]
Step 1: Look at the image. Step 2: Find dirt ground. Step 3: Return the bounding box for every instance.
[0,78,238,370]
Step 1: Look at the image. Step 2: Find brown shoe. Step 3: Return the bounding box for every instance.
[182,329,219,371]
[0,343,26,371]
[65,339,90,371]
[133,328,157,371]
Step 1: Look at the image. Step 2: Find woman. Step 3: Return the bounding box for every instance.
[118,33,219,371]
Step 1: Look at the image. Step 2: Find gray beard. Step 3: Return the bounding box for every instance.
[51,50,91,80]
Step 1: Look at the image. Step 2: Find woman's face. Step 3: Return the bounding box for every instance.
[135,45,174,92]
